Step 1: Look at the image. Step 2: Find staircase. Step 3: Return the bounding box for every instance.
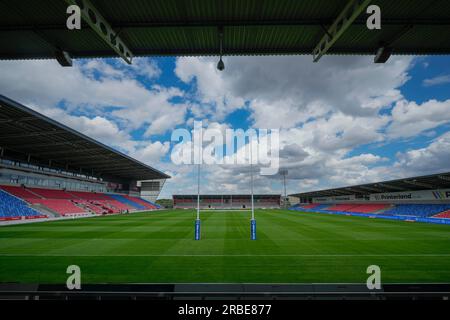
[374,204,395,214]
[72,201,95,215]
[29,204,59,217]
[24,187,44,199]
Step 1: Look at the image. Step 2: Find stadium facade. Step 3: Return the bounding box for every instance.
[0,95,169,220]
[290,172,450,224]
[173,194,281,209]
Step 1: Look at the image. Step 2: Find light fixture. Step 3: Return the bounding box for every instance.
[374,45,392,63]
[55,50,72,67]
[217,57,225,71]
[217,27,225,71]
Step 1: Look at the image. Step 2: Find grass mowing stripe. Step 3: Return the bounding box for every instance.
[1,253,450,257]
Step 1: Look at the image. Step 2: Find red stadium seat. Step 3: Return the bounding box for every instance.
[433,210,450,219]
[28,187,75,199]
[346,204,390,213]
[0,185,42,199]
[29,199,84,215]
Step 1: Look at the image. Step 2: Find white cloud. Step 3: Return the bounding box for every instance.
[132,141,171,164]
[394,131,450,174]
[423,75,450,87]
[388,99,450,138]
[175,55,411,127]
[175,57,246,119]
[0,59,185,135]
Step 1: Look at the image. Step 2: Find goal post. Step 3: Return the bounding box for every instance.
[250,136,256,240]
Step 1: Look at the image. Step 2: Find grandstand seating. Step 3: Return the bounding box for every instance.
[0,190,45,220]
[292,204,331,211]
[72,200,106,214]
[29,199,83,215]
[433,210,450,219]
[327,204,359,211]
[108,194,145,210]
[67,191,112,200]
[0,185,42,199]
[381,204,450,218]
[0,185,160,218]
[123,195,158,210]
[291,202,450,219]
[28,187,73,199]
[302,204,320,209]
[346,204,391,213]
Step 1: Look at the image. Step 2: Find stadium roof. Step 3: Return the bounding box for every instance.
[0,95,170,181]
[290,172,450,199]
[1,0,450,64]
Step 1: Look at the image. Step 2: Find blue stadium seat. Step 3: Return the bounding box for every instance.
[107,194,146,210]
[0,189,43,219]
[381,204,450,217]
[138,198,161,208]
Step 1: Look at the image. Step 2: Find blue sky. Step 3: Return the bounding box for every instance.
[0,54,450,198]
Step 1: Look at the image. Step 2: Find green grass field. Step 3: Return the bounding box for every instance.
[1,209,450,284]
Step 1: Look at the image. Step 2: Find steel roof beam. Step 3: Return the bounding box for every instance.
[345,187,367,194]
[0,130,67,139]
[32,150,112,158]
[438,175,450,182]
[375,183,406,191]
[64,0,133,64]
[3,18,450,32]
[312,0,372,62]
[403,180,436,189]
[0,116,40,124]
[358,185,383,192]
[333,189,354,195]
[5,140,88,149]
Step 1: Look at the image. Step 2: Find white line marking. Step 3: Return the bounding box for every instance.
[1,253,450,257]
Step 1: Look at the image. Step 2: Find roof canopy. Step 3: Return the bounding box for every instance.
[0,95,170,181]
[1,0,450,64]
[290,172,450,198]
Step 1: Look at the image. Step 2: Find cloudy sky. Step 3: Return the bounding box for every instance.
[1,54,450,198]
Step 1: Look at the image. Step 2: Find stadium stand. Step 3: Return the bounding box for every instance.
[302,204,321,209]
[123,195,158,210]
[291,203,450,219]
[1,185,42,199]
[0,189,45,220]
[68,191,109,200]
[29,199,83,215]
[433,210,450,219]
[0,96,168,221]
[327,204,359,211]
[29,188,73,199]
[72,200,105,214]
[173,195,281,209]
[308,204,331,211]
[290,173,450,224]
[381,204,450,218]
[0,185,160,217]
[346,204,391,213]
[108,194,145,210]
